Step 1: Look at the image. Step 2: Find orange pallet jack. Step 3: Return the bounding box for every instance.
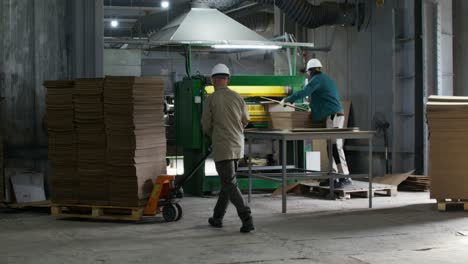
[143,149,211,222]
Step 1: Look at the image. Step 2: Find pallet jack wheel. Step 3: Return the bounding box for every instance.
[162,204,178,222]
[175,203,183,221]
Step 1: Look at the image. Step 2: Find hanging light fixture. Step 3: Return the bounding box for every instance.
[110,20,119,28]
[161,1,170,9]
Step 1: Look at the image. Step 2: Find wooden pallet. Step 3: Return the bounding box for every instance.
[436,199,468,211]
[7,200,51,209]
[308,181,397,199]
[51,204,144,221]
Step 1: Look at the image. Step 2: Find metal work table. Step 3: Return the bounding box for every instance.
[240,128,375,213]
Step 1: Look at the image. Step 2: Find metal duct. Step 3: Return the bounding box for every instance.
[255,0,360,29]
[238,13,273,33]
[190,0,244,10]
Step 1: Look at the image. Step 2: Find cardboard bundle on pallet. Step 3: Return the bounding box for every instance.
[427,96,468,199]
[74,78,107,204]
[104,76,166,207]
[44,81,78,204]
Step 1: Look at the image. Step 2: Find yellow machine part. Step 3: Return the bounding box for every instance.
[205,85,288,122]
[247,104,268,122]
[205,85,288,97]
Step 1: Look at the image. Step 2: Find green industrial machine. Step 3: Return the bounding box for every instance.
[175,75,306,196]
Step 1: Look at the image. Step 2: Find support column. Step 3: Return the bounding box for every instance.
[67,0,104,78]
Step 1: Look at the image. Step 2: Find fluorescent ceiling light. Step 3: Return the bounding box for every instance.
[211,44,281,50]
[110,20,119,28]
[161,1,170,8]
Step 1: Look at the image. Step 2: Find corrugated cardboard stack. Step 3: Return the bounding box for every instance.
[427,95,468,199]
[269,112,320,129]
[73,78,107,204]
[104,76,166,207]
[44,81,78,204]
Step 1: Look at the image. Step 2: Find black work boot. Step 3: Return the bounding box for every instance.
[333,180,345,189]
[208,217,223,228]
[239,208,255,233]
[240,216,255,233]
[340,178,353,186]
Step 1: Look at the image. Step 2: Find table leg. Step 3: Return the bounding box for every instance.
[328,138,335,199]
[369,137,373,208]
[293,141,297,168]
[282,139,287,213]
[248,138,252,203]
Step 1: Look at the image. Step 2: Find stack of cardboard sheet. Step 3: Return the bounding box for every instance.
[44,81,78,204]
[398,175,430,192]
[427,95,468,199]
[269,112,321,129]
[74,78,107,204]
[104,76,166,207]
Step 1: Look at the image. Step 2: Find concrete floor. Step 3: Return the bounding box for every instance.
[1,192,468,264]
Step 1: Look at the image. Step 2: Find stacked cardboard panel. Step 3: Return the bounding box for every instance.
[427,95,468,199]
[104,76,166,207]
[269,112,321,129]
[44,81,78,204]
[398,175,430,192]
[73,79,107,204]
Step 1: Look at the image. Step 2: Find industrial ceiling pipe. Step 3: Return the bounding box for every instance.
[190,0,244,10]
[254,0,360,29]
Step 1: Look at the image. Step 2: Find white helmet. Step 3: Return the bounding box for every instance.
[306,58,323,71]
[211,63,231,77]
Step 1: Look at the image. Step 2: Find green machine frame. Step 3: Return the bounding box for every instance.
[175,75,306,196]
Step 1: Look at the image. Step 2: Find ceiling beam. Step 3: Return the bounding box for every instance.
[104,5,163,12]
[104,29,134,37]
[103,18,138,23]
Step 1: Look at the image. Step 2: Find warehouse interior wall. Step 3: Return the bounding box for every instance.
[302,0,400,176]
[104,49,142,76]
[0,0,103,196]
[296,0,452,176]
[453,0,468,96]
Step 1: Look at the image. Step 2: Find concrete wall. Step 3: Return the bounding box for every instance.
[453,0,468,96]
[0,0,70,173]
[0,0,104,197]
[300,0,452,176]
[68,0,104,78]
[104,49,142,76]
[304,1,397,175]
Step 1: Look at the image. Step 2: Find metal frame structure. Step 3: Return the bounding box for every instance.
[241,129,375,213]
[175,75,307,195]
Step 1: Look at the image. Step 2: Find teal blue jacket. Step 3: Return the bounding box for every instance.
[285,73,343,121]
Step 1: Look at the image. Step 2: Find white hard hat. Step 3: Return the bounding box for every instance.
[306,58,323,70]
[211,63,231,77]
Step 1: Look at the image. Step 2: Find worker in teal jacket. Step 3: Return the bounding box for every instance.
[281,58,351,189]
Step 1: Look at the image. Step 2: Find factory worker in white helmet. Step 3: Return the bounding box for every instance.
[201,63,254,233]
[281,58,350,189]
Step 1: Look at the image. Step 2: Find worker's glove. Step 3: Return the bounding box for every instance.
[279,99,286,107]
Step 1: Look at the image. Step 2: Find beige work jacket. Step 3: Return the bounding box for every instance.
[201,87,249,162]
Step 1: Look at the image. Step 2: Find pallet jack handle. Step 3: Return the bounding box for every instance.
[174,148,212,189]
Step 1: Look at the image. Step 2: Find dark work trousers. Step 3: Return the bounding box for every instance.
[213,159,251,220]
